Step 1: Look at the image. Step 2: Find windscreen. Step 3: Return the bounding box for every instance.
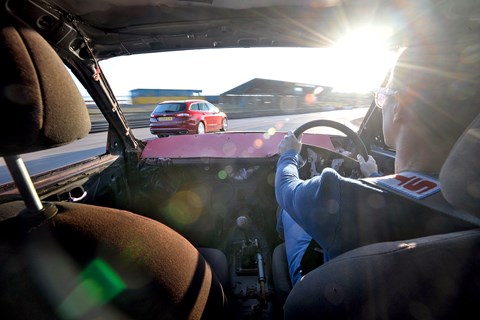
[153,103,186,113]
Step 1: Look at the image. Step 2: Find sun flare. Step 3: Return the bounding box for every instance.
[327,26,397,92]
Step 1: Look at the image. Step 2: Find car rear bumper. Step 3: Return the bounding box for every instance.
[149,124,193,135]
[150,128,191,135]
[149,116,195,134]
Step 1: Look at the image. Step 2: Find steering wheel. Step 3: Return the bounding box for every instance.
[293,119,368,178]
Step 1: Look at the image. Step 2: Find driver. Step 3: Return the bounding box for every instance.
[275,42,480,285]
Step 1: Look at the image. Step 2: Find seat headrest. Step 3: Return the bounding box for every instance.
[0,17,90,157]
[440,113,480,214]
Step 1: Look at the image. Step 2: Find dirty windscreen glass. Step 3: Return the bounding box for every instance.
[0,42,397,185]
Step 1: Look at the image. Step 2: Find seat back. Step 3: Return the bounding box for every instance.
[1,201,229,319]
[0,16,90,156]
[0,11,229,320]
[284,229,480,319]
[439,114,480,214]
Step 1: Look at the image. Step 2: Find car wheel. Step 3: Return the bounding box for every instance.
[221,118,228,131]
[197,122,205,134]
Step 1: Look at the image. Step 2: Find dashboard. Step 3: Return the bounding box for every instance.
[135,131,362,248]
[133,157,279,248]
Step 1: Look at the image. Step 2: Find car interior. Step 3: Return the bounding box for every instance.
[1,0,479,319]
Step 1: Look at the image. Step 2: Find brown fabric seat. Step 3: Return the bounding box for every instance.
[0,12,230,320]
[0,202,229,319]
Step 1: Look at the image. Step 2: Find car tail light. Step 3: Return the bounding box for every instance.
[177,113,190,117]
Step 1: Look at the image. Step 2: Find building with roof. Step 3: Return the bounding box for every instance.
[220,78,333,109]
[130,88,204,104]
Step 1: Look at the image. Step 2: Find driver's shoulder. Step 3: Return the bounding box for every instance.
[319,167,381,193]
[316,168,344,191]
[319,167,354,183]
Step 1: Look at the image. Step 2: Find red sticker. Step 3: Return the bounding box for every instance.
[371,172,440,199]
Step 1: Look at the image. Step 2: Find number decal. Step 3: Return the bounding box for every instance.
[370,172,440,199]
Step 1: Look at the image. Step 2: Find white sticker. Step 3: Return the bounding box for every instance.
[372,171,440,200]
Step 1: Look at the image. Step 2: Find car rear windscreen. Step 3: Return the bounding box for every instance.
[154,103,186,113]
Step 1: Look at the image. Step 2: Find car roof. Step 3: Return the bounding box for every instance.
[159,100,207,104]
[9,0,480,61]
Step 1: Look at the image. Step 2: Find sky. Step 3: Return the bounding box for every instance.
[75,27,398,98]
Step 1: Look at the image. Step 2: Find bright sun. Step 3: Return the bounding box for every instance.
[327,26,398,92]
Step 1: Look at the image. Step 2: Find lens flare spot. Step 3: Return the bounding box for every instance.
[305,93,316,105]
[164,190,203,226]
[58,259,126,319]
[253,139,264,149]
[222,142,237,156]
[218,170,228,179]
[263,128,276,139]
[267,173,276,186]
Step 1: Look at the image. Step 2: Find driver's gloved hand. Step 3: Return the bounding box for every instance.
[357,154,379,177]
[279,131,302,155]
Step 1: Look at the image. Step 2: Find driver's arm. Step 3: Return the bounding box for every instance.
[275,147,339,251]
[275,132,380,251]
[275,132,340,246]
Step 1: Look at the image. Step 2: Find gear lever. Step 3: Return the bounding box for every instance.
[236,216,250,239]
[236,215,252,241]
[235,215,258,271]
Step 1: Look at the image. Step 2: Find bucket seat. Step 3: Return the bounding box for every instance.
[0,13,229,320]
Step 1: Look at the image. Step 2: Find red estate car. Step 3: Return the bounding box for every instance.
[149,99,228,137]
[2,1,480,320]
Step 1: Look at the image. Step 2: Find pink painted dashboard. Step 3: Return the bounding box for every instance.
[141,132,335,159]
